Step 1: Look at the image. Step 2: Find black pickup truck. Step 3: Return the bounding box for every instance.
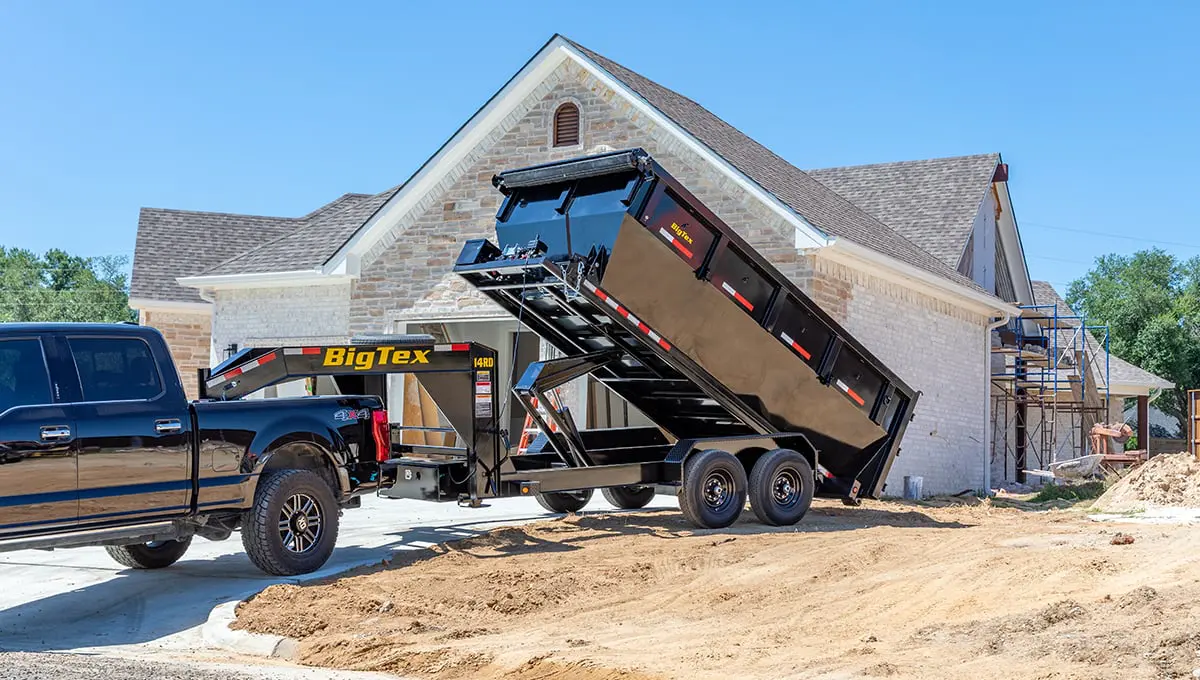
[0,323,387,575]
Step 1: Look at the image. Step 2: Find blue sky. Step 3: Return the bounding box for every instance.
[1,1,1197,294]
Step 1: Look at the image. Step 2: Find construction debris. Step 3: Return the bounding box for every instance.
[1093,452,1200,512]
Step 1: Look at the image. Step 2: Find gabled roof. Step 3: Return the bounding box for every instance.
[1030,280,1174,393]
[132,193,373,304]
[808,154,1001,268]
[563,39,985,295]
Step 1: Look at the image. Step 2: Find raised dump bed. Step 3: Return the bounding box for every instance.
[454,149,919,526]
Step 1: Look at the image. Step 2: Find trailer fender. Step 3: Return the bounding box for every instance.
[663,434,819,485]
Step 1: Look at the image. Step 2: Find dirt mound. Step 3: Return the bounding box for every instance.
[1094,452,1200,511]
[234,499,1200,679]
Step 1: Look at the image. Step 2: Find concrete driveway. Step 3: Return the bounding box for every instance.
[0,493,676,657]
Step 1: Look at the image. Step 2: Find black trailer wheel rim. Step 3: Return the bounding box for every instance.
[702,469,736,511]
[772,468,802,508]
[278,493,323,554]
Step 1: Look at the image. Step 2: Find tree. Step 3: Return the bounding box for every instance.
[0,247,135,323]
[1067,248,1200,436]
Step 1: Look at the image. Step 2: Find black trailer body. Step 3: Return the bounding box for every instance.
[199,338,508,504]
[454,149,920,513]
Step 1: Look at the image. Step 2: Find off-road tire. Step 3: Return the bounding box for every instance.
[749,448,815,526]
[105,536,192,569]
[535,489,594,514]
[679,449,747,529]
[602,485,656,510]
[242,469,339,576]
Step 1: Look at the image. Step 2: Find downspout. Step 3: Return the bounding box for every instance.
[984,311,1012,495]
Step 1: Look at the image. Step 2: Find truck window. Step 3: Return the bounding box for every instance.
[68,337,163,402]
[0,339,52,413]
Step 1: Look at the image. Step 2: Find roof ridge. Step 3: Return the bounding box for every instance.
[808,152,1001,174]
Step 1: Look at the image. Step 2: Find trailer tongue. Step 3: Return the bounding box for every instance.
[454,148,919,524]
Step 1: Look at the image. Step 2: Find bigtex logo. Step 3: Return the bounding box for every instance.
[323,347,430,370]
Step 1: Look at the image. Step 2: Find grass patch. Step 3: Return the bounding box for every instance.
[1030,481,1107,503]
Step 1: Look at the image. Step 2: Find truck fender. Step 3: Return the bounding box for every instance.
[245,417,350,496]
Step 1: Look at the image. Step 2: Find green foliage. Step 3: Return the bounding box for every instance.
[1067,248,1200,437]
[0,247,135,323]
[1030,481,1107,503]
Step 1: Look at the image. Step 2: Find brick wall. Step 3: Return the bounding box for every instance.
[140,308,212,400]
[210,283,352,364]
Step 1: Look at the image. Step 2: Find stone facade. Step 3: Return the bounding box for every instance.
[139,308,212,400]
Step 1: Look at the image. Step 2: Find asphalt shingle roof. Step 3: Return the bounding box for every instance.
[131,193,380,303]
[808,154,1001,268]
[1030,280,1173,391]
[565,39,988,295]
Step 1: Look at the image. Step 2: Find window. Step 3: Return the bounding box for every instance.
[0,339,52,413]
[69,337,162,402]
[552,103,580,147]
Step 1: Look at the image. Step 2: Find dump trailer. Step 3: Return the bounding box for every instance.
[453,148,920,528]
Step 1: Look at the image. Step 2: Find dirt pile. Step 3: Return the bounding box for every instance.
[235,499,1200,679]
[1094,452,1200,511]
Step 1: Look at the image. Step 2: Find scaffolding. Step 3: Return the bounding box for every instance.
[990,302,1111,483]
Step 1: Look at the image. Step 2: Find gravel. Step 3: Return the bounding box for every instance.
[0,652,388,680]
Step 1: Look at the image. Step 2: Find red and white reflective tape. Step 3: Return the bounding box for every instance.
[720,281,754,311]
[207,352,277,388]
[835,379,866,406]
[581,280,672,352]
[283,347,322,356]
[657,227,694,259]
[778,331,812,360]
[434,343,471,352]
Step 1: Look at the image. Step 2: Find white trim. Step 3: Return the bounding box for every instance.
[394,313,513,326]
[128,297,212,313]
[994,180,1034,306]
[176,270,352,290]
[821,239,1020,317]
[325,37,831,276]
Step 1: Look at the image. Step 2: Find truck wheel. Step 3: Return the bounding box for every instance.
[679,449,747,529]
[242,469,339,576]
[105,536,192,569]
[749,449,815,526]
[535,489,593,514]
[602,485,656,510]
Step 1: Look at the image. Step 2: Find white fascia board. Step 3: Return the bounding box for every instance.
[176,270,352,290]
[128,297,212,313]
[822,238,1020,318]
[328,40,574,275]
[1108,383,1154,397]
[327,38,831,275]
[994,181,1034,306]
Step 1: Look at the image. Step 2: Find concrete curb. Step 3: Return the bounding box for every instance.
[200,600,299,660]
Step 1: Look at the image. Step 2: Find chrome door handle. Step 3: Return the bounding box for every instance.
[155,419,183,434]
[40,425,72,441]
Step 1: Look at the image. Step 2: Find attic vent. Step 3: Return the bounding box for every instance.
[553,103,580,147]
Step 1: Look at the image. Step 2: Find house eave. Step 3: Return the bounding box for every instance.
[128,297,212,313]
[821,238,1019,318]
[176,269,352,290]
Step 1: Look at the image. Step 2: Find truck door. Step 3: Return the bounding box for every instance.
[0,335,77,535]
[61,334,192,525]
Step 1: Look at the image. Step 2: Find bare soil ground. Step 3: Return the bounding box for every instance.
[1096,452,1200,512]
[236,498,1200,680]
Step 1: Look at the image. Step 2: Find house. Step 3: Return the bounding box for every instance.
[129,35,1168,495]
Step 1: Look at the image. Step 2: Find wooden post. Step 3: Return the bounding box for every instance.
[1137,395,1149,456]
[1190,390,1200,461]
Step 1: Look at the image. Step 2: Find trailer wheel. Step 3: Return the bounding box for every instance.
[242,469,340,576]
[105,536,192,569]
[749,448,815,526]
[535,489,593,514]
[679,449,747,529]
[602,485,656,510]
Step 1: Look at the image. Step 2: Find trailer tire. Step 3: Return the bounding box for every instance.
[535,489,593,514]
[749,448,815,526]
[105,536,192,569]
[679,449,747,529]
[602,485,656,510]
[242,469,339,576]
